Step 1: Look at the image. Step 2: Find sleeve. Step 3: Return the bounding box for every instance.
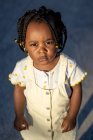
[66,59,87,86]
[8,62,26,87]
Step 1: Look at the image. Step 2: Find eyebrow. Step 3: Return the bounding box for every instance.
[28,41,38,43]
[28,38,55,43]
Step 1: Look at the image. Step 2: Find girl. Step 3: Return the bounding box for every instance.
[9,6,86,140]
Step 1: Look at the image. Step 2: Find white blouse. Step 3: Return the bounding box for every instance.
[9,54,87,89]
[9,53,87,95]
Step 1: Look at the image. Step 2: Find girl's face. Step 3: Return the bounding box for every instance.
[25,22,58,70]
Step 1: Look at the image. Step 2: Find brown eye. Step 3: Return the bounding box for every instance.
[45,40,55,46]
[30,43,38,47]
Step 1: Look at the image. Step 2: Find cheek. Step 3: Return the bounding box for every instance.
[28,49,38,59]
[48,47,57,54]
[28,53,36,61]
[26,45,34,54]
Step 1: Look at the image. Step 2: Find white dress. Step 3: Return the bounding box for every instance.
[9,53,87,140]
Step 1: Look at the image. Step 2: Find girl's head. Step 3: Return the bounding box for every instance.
[16,6,67,54]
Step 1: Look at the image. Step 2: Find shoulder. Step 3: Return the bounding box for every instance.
[16,56,29,66]
[60,53,87,86]
[60,53,77,78]
[60,53,76,67]
[15,56,33,69]
[8,56,33,86]
[8,56,29,87]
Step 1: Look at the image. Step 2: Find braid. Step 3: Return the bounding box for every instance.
[16,10,38,51]
[15,6,67,52]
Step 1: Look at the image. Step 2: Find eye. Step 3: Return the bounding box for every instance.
[45,40,55,46]
[29,42,38,47]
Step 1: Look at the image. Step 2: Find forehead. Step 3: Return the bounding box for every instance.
[26,22,53,37]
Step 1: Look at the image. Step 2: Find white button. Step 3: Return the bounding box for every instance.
[47,118,50,121]
[46,92,49,95]
[48,130,51,132]
[46,107,50,110]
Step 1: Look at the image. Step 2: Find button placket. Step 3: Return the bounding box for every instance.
[45,90,52,134]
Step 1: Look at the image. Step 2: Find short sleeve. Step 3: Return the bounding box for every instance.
[66,59,87,86]
[9,62,26,87]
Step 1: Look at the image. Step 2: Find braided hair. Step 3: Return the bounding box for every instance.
[15,6,67,53]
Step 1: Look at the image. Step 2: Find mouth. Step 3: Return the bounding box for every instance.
[38,56,48,62]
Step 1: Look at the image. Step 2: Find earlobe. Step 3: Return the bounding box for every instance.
[23,47,26,51]
[56,45,59,49]
[23,47,28,54]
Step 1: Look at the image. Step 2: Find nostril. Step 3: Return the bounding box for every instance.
[39,47,47,53]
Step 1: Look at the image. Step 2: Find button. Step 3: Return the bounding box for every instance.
[48,130,51,132]
[47,118,50,121]
[46,107,50,110]
[46,92,49,95]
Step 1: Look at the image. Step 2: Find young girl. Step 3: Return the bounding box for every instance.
[9,6,86,140]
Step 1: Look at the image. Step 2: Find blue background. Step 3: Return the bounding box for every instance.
[0,0,93,139]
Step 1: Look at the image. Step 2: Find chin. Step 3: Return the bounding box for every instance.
[39,61,49,65]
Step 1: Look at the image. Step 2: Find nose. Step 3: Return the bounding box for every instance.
[39,43,47,53]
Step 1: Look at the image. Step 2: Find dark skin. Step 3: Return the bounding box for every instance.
[62,83,82,132]
[14,85,28,131]
[14,22,82,132]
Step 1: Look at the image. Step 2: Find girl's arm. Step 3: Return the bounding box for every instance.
[14,85,26,118]
[68,83,82,120]
[13,85,28,131]
[62,83,82,132]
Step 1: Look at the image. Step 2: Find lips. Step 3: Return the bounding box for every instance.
[38,56,48,62]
